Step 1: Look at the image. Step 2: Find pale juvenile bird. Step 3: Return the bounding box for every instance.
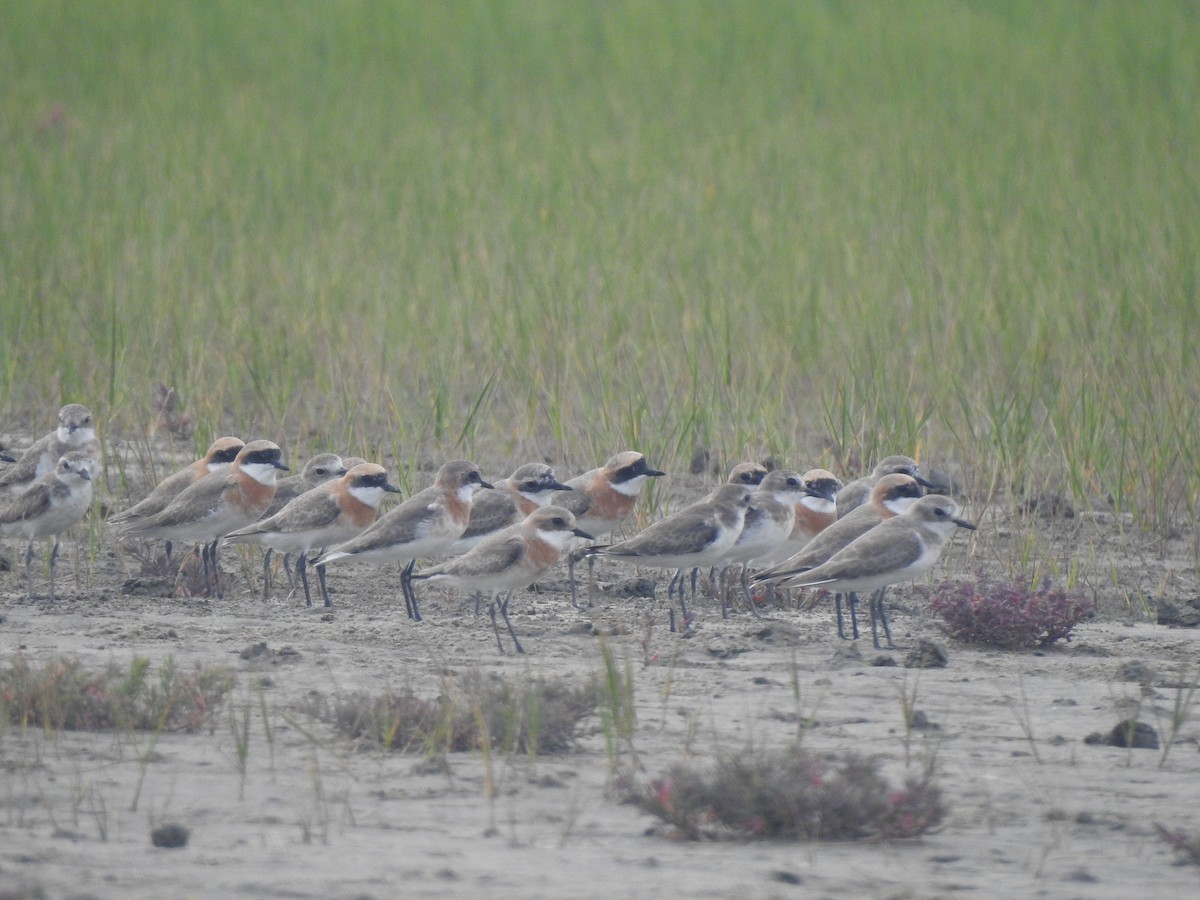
[588,483,753,628]
[0,450,96,601]
[314,460,493,621]
[717,469,816,618]
[748,468,842,571]
[257,452,348,597]
[725,461,769,489]
[686,461,772,600]
[770,494,976,647]
[412,506,592,653]
[263,453,348,518]
[835,454,932,519]
[755,473,924,642]
[225,463,400,607]
[551,451,666,608]
[121,440,288,598]
[0,404,101,494]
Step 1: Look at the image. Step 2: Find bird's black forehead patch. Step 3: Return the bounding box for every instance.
[243,448,281,466]
[612,459,650,483]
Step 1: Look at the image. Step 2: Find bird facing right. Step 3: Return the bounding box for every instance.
[770,494,975,593]
[0,404,101,495]
[0,450,97,601]
[412,506,592,654]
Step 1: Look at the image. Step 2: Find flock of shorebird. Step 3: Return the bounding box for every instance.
[1,404,976,653]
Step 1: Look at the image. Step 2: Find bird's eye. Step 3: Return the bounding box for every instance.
[552,517,565,526]
[935,507,947,516]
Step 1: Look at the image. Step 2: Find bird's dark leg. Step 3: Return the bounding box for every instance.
[283,552,297,590]
[401,559,421,621]
[870,588,894,650]
[262,548,273,600]
[199,542,213,597]
[24,541,36,601]
[488,592,505,653]
[47,538,61,602]
[499,591,523,654]
[316,561,332,607]
[211,540,224,599]
[296,551,312,607]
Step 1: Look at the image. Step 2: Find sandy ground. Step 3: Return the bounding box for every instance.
[1,452,1199,899]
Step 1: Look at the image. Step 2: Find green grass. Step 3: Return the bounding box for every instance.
[2,1,1197,540]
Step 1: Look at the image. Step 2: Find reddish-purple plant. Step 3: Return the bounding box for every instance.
[1156,824,1200,867]
[620,747,946,841]
[927,572,1093,649]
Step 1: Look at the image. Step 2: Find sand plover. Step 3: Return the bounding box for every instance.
[551,451,666,608]
[835,454,932,518]
[121,440,288,598]
[0,404,101,494]
[725,461,769,489]
[226,462,400,607]
[256,452,348,596]
[588,483,752,628]
[685,461,772,602]
[263,453,348,518]
[717,469,817,617]
[751,468,842,570]
[755,473,924,641]
[412,506,592,653]
[771,494,975,646]
[443,461,572,613]
[108,436,245,538]
[447,462,572,556]
[314,460,493,620]
[0,450,96,601]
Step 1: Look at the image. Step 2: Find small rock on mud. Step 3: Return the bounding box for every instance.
[905,640,948,668]
[1083,720,1159,749]
[151,823,190,848]
[1156,596,1200,628]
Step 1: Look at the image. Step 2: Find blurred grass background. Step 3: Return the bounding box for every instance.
[1,0,1197,535]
